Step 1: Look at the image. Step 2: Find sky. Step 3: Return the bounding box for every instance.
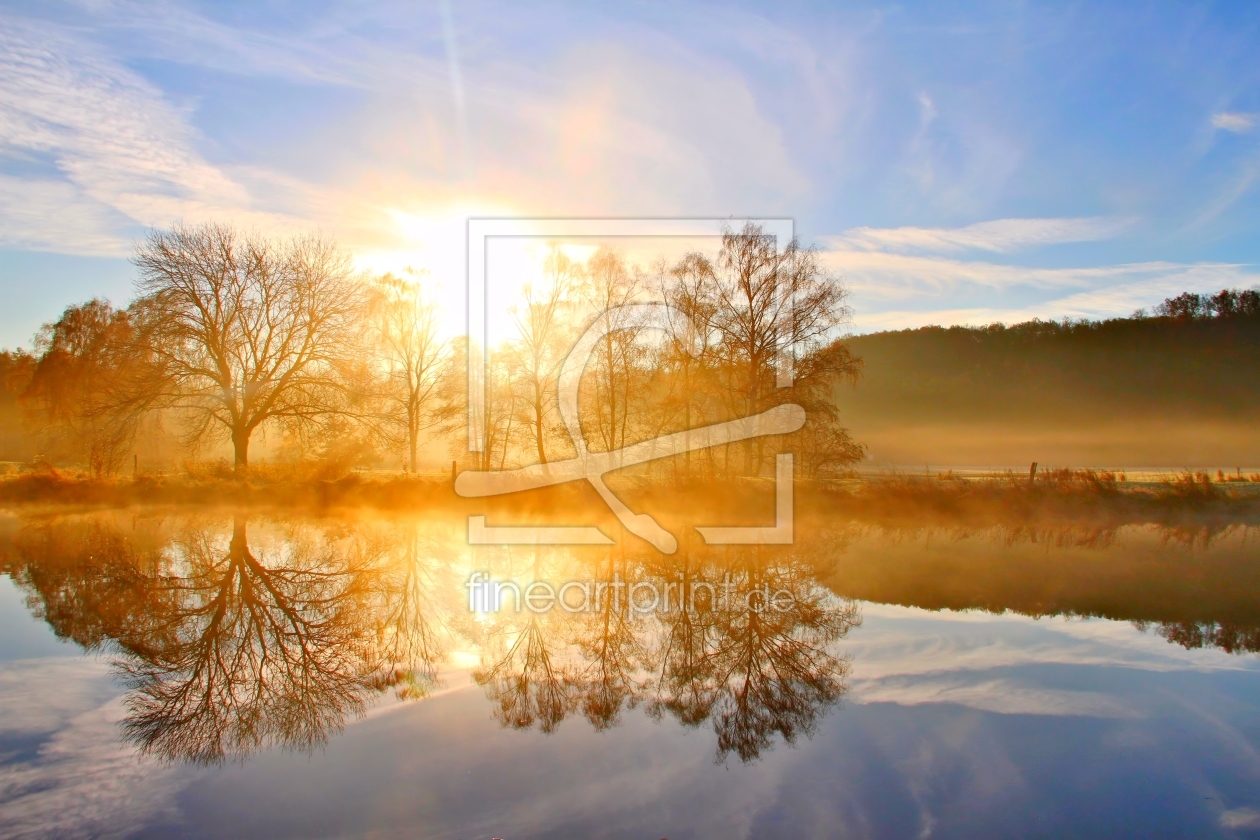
[2,0,1260,347]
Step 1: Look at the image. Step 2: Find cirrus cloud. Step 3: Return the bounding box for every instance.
[820,217,1260,331]
[828,216,1135,254]
[1211,112,1258,133]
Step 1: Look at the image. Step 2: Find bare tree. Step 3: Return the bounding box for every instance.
[508,247,579,465]
[656,253,722,479]
[370,271,449,471]
[133,223,366,472]
[439,337,519,471]
[706,223,852,475]
[579,247,645,453]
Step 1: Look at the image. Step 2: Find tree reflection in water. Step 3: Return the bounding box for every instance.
[2,513,458,764]
[476,615,577,733]
[681,556,858,763]
[118,516,386,763]
[1155,620,1260,653]
[470,538,861,762]
[570,548,649,732]
[470,544,653,735]
[807,520,1260,656]
[3,513,1258,767]
[2,513,859,764]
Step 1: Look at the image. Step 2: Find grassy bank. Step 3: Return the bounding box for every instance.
[806,468,1260,528]
[1,464,1258,532]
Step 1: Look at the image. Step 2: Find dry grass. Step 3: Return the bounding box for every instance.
[0,463,1257,532]
[0,462,454,510]
[800,468,1260,529]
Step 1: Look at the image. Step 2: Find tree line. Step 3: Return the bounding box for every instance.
[839,285,1260,432]
[0,221,864,479]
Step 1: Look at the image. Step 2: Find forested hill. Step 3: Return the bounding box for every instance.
[838,290,1260,468]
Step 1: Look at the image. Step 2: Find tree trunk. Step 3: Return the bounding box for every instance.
[683,397,691,481]
[408,425,419,473]
[232,426,251,474]
[743,360,761,476]
[534,413,547,465]
[230,515,249,555]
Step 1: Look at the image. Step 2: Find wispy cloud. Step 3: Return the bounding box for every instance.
[829,216,1134,254]
[0,175,131,256]
[838,258,1260,329]
[1221,808,1260,829]
[821,217,1260,330]
[850,602,1256,681]
[0,14,314,254]
[0,697,191,839]
[64,0,444,90]
[1211,111,1259,133]
[0,9,806,264]
[0,18,241,208]
[850,676,1139,718]
[0,657,192,839]
[0,658,118,737]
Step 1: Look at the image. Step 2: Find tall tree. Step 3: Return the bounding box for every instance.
[705,223,852,475]
[579,247,644,453]
[133,223,365,472]
[508,247,579,465]
[656,253,722,479]
[438,337,518,472]
[370,271,449,471]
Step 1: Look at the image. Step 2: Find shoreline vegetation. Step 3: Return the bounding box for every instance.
[2,464,1257,530]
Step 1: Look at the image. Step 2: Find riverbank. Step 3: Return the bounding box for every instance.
[1,465,1257,531]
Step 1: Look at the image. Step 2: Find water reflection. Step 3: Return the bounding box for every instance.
[118,516,384,764]
[1,514,462,764]
[808,520,1260,654]
[469,539,860,761]
[0,512,865,765]
[644,543,857,763]
[1,511,1258,770]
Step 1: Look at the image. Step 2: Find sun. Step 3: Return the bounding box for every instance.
[351,202,520,337]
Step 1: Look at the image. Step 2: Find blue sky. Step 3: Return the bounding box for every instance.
[2,0,1260,346]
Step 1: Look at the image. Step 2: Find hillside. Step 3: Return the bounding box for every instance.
[839,305,1260,468]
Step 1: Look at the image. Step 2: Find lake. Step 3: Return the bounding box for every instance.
[1,509,1258,838]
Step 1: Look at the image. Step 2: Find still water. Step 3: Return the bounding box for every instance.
[0,509,1258,838]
